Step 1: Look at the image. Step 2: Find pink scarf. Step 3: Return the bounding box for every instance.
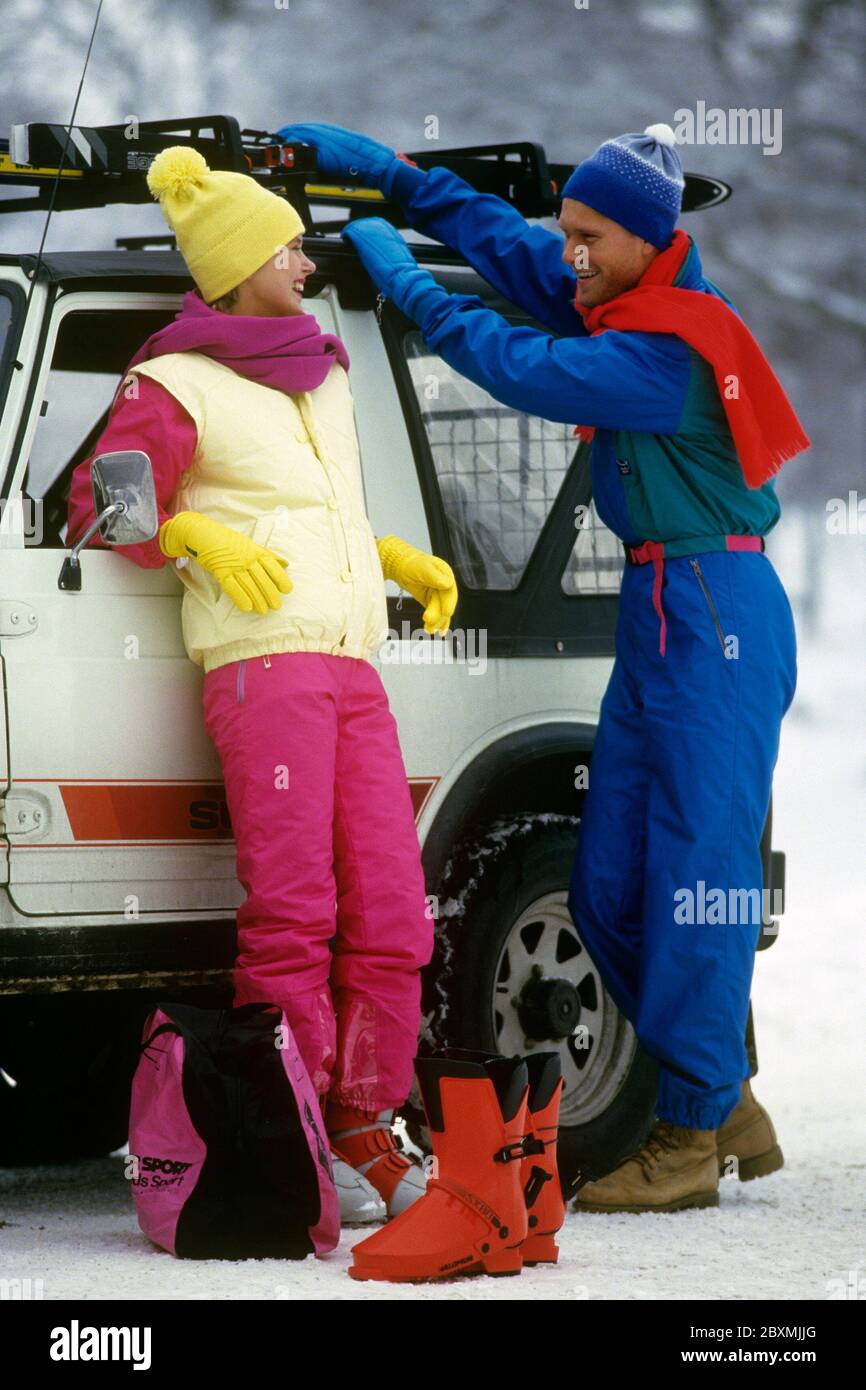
[125,290,350,394]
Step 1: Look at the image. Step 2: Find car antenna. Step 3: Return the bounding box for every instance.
[23,0,105,314]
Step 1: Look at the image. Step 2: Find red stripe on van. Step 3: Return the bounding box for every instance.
[56,777,441,841]
[59,783,232,840]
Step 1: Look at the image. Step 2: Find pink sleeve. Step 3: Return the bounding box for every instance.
[66,374,198,570]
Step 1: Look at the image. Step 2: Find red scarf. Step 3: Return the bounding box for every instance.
[572,230,809,488]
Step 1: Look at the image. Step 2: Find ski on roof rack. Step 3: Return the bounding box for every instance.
[8,115,245,174]
[0,113,731,223]
[0,115,274,214]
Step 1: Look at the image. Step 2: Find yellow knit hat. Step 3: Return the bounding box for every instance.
[146,145,305,303]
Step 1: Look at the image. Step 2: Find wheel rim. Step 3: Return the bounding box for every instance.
[490,891,637,1127]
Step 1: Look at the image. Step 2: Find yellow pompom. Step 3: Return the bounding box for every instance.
[146,145,210,202]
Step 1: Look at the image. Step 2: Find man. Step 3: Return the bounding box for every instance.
[278,120,807,1212]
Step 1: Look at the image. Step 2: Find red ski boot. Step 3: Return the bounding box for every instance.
[520,1052,566,1265]
[429,1047,566,1266]
[349,1054,530,1282]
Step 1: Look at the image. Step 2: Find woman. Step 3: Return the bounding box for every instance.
[67,145,458,1223]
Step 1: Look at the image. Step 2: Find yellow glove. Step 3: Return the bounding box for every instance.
[159,511,292,614]
[376,534,458,636]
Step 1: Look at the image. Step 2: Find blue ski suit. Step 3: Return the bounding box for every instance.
[382,161,798,1130]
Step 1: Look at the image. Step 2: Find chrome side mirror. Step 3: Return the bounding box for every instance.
[59,450,159,591]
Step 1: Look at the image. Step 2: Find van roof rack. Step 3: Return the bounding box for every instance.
[0,113,731,226]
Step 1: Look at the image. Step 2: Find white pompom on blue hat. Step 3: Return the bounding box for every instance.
[561,123,685,248]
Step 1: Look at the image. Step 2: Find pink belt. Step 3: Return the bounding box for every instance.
[624,535,765,657]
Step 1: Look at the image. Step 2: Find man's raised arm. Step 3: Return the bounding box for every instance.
[277,122,583,336]
[341,217,691,433]
[387,161,582,336]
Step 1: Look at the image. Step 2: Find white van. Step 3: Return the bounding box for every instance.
[0,116,782,1183]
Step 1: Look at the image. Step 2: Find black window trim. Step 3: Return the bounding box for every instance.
[0,278,29,496]
[1,280,57,508]
[379,297,618,658]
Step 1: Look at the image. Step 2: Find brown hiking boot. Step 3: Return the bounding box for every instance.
[572,1120,719,1214]
[716,1079,784,1181]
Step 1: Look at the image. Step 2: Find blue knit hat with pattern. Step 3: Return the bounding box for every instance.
[561,123,684,248]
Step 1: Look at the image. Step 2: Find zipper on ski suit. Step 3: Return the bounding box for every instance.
[689,558,728,655]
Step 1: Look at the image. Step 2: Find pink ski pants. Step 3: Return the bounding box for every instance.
[202,650,433,1109]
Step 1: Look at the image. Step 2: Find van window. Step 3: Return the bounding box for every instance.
[561,501,624,595]
[23,308,175,547]
[0,288,20,431]
[0,293,13,367]
[403,329,622,593]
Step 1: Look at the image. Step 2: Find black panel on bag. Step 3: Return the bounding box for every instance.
[152,1003,323,1261]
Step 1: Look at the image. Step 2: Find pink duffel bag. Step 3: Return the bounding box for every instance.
[128,1001,339,1259]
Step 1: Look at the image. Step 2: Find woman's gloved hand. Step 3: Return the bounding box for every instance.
[377,534,458,636]
[275,123,417,197]
[159,511,292,614]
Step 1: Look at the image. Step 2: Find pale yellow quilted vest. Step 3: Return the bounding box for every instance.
[126,351,389,673]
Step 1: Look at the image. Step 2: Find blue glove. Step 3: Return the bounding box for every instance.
[276,123,410,196]
[341,218,449,328]
[341,218,416,289]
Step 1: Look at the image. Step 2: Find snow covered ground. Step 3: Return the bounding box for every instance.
[1,532,863,1302]
[0,0,862,1307]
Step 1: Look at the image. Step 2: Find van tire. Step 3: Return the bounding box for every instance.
[413,814,659,1189]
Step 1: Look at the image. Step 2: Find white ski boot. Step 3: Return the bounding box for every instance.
[330,1151,387,1225]
[326,1105,428,1219]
